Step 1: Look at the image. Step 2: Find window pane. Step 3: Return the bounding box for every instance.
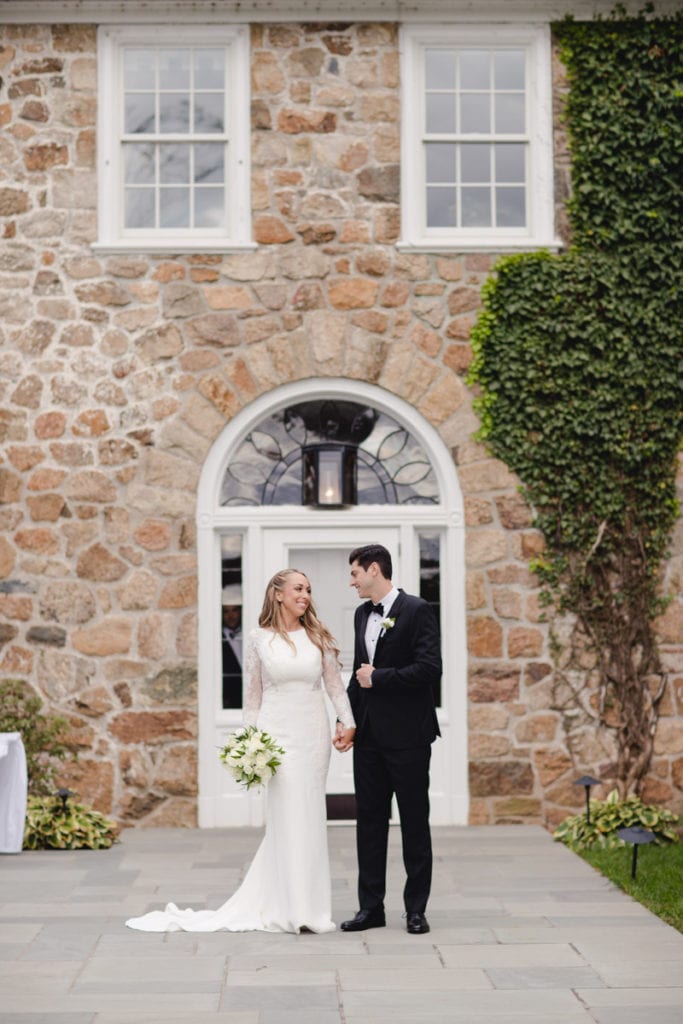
[221,533,243,710]
[427,186,456,227]
[494,50,525,90]
[194,92,224,133]
[159,143,190,183]
[159,49,190,90]
[460,93,490,133]
[426,93,456,134]
[160,187,189,227]
[159,94,190,133]
[461,143,491,183]
[495,143,525,182]
[425,48,456,89]
[459,49,490,89]
[496,187,526,227]
[495,92,525,134]
[426,143,456,183]
[194,143,224,183]
[125,187,155,228]
[423,93,456,135]
[461,186,491,227]
[124,49,156,90]
[195,48,224,90]
[356,462,388,504]
[125,93,155,134]
[195,187,224,227]
[125,143,155,184]
[419,532,442,707]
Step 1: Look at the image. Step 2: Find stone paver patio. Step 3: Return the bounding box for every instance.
[1,824,682,1023]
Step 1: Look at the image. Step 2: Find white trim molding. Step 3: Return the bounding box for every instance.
[2,1,680,24]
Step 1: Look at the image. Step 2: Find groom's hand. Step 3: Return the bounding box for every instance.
[356,663,374,688]
[333,723,355,752]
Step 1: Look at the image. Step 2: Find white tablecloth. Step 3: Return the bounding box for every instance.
[0,731,27,853]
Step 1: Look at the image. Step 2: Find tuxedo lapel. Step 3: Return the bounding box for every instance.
[357,602,374,664]
[373,590,405,663]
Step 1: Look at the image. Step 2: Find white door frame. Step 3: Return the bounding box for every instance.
[196,379,468,826]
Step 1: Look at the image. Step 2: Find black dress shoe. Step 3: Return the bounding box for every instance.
[340,908,386,932]
[406,912,430,934]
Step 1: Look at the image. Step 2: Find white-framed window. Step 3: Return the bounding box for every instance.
[400,24,558,251]
[96,25,252,253]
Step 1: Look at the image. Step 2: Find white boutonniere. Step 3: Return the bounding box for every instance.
[380,617,395,635]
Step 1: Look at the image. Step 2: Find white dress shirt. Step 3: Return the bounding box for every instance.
[364,587,399,665]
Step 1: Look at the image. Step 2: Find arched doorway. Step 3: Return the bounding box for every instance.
[196,379,467,826]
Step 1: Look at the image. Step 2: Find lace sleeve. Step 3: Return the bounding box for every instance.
[322,648,355,728]
[242,631,263,728]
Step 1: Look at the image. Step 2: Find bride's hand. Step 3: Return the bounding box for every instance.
[333,724,355,752]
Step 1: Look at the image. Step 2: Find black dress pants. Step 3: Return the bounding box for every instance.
[353,731,432,915]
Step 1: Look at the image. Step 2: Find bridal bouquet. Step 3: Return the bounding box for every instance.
[218,727,285,790]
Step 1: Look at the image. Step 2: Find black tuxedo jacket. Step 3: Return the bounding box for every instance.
[347,590,441,750]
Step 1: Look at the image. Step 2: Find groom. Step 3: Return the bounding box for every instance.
[336,543,441,935]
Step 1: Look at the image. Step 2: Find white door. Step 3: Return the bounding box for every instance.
[263,527,401,809]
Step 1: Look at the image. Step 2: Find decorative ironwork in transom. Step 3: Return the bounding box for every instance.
[220,400,439,506]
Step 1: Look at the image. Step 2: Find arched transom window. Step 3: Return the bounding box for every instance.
[220,399,440,507]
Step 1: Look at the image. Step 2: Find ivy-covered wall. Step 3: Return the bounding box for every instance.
[470,8,683,806]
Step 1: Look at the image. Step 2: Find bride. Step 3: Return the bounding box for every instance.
[126,568,356,934]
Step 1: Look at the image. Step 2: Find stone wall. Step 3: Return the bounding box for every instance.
[0,20,681,827]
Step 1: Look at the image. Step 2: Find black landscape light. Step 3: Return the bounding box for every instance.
[55,787,75,814]
[617,826,655,881]
[573,775,602,824]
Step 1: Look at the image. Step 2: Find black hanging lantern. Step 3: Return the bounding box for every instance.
[302,444,357,507]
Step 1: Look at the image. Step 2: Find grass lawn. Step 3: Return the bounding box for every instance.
[579,840,683,933]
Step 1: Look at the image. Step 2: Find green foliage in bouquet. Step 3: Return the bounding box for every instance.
[23,794,120,850]
[0,679,76,795]
[553,789,680,851]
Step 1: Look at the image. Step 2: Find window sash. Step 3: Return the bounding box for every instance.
[400,24,557,250]
[97,25,251,251]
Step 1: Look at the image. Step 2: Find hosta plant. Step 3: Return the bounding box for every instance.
[24,795,120,850]
[553,789,680,851]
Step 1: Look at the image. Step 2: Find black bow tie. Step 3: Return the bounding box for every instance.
[371,603,384,614]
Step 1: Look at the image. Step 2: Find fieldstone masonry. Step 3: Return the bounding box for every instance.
[1,20,682,828]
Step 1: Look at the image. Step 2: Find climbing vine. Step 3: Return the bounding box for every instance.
[468,6,683,797]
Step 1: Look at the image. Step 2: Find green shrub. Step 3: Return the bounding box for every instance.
[0,679,76,795]
[553,789,680,850]
[23,794,120,850]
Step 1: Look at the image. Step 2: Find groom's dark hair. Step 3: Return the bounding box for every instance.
[349,543,392,580]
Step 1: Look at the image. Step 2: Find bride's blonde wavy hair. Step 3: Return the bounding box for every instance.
[259,568,340,660]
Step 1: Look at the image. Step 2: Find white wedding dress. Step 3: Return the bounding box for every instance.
[126,627,355,934]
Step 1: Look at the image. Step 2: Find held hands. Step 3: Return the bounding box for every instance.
[356,662,374,689]
[333,722,355,753]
